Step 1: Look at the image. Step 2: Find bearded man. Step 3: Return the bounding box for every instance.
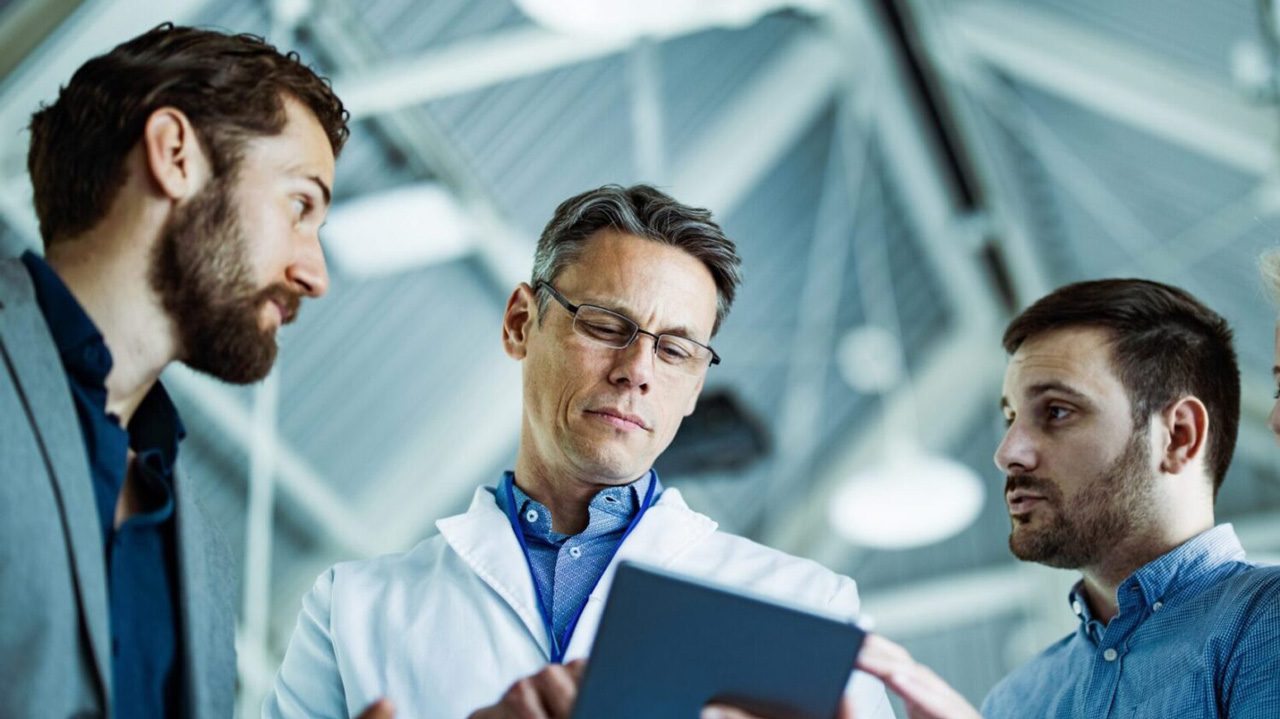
[837,279,1280,719]
[0,24,348,719]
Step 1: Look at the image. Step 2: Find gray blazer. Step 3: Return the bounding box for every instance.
[0,256,236,718]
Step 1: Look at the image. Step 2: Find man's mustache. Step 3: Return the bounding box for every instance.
[255,283,302,325]
[1005,474,1055,497]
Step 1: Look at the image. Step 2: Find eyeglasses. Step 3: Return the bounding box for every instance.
[535,281,721,372]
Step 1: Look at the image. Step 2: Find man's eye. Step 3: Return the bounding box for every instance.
[583,321,626,337]
[1047,406,1071,421]
[658,343,692,361]
[291,198,310,219]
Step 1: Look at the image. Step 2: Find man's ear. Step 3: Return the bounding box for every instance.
[1159,396,1208,476]
[142,107,210,201]
[502,283,537,360]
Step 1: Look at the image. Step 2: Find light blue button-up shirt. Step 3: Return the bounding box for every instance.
[981,524,1280,718]
[493,471,661,642]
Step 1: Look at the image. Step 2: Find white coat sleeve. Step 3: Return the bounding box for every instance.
[262,568,351,719]
[830,577,898,719]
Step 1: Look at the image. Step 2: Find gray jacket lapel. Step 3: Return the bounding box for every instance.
[174,468,236,719]
[0,257,112,708]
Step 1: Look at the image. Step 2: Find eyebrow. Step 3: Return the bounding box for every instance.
[1000,381,1090,413]
[283,162,332,206]
[584,298,703,341]
[307,175,332,206]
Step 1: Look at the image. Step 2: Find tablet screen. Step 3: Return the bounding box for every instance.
[572,561,866,719]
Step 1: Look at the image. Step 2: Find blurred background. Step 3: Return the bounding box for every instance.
[3,0,1280,715]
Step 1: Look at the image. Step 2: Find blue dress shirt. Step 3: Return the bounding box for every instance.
[493,470,661,642]
[982,524,1280,718]
[22,251,185,718]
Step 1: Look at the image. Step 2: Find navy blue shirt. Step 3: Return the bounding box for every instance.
[22,251,185,718]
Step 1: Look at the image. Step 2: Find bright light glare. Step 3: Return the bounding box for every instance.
[323,183,472,279]
[828,450,985,549]
[837,324,904,394]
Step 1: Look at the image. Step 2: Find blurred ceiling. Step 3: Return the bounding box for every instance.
[3,0,1280,713]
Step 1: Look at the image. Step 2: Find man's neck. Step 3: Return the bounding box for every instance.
[512,456,647,535]
[1077,518,1213,624]
[46,236,176,427]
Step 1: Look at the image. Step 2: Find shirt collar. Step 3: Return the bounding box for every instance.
[21,249,187,468]
[130,381,187,475]
[20,250,110,382]
[1067,524,1246,626]
[495,470,663,541]
[1126,524,1246,609]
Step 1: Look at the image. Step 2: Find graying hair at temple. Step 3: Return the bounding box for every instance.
[530,184,743,336]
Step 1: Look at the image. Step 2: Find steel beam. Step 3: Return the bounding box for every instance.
[332,1,821,118]
[944,0,1278,177]
[669,32,843,218]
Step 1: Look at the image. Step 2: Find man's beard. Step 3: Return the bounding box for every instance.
[149,174,301,384]
[1006,427,1155,569]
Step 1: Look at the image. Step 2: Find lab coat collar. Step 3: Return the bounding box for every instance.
[437,485,719,661]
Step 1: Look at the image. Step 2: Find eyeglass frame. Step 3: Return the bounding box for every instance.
[534,281,722,367]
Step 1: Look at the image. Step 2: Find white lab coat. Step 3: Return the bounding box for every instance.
[264,486,896,719]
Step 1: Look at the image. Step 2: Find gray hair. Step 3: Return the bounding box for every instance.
[1261,248,1280,306]
[531,184,742,335]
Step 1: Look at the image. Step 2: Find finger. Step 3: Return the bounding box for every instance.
[530,665,580,718]
[564,658,588,682]
[502,676,551,719]
[855,634,915,678]
[890,665,982,719]
[355,698,396,719]
[853,635,981,719]
[701,705,764,719]
[836,696,856,719]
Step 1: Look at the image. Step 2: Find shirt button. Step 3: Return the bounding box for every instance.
[568,547,582,559]
[1102,648,1118,662]
[604,495,618,504]
[1152,601,1163,612]
[525,509,539,523]
[1071,600,1082,616]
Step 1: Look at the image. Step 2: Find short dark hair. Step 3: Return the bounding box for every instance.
[27,23,350,245]
[532,184,742,335]
[1003,279,1240,496]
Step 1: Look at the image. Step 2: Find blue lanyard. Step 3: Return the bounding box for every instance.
[501,472,658,663]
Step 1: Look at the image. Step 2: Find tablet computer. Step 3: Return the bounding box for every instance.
[572,561,866,719]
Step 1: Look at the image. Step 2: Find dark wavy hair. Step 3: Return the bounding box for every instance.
[1003,278,1240,497]
[27,23,350,245]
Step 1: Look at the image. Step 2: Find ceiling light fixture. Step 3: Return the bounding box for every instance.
[322,182,472,279]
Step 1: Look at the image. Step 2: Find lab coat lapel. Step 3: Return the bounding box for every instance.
[437,487,551,658]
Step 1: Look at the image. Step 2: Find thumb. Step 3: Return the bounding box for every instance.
[356,698,396,719]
